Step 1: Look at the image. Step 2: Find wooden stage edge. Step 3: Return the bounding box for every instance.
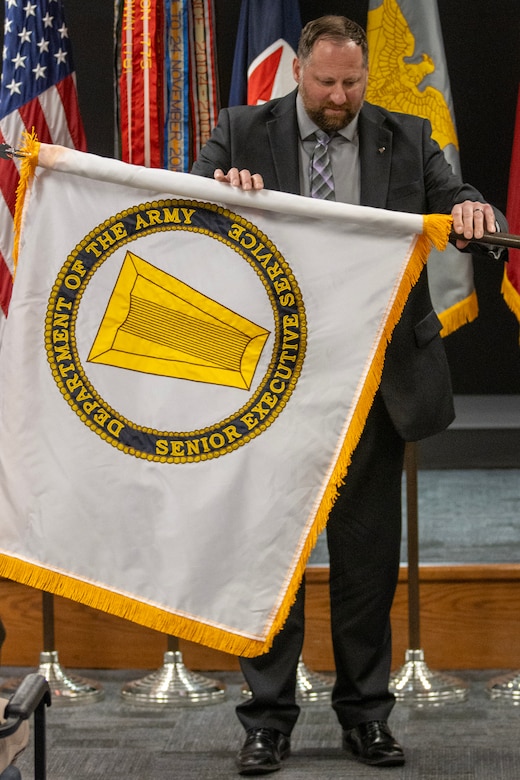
[1,564,520,672]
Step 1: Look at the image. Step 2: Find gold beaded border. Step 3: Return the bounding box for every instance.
[45,200,307,463]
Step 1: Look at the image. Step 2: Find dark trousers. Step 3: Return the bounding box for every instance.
[237,391,405,734]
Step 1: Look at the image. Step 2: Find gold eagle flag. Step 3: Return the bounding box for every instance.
[0,139,450,657]
[367,0,477,336]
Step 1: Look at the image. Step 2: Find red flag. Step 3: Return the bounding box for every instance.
[116,1,218,172]
[0,0,86,318]
[118,0,164,168]
[502,85,520,330]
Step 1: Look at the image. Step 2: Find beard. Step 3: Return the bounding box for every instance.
[304,103,358,133]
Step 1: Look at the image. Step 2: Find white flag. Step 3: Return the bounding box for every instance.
[0,141,449,657]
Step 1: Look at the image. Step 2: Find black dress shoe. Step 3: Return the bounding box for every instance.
[342,720,405,766]
[236,727,291,775]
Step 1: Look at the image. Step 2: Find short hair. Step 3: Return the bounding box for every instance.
[297,15,368,68]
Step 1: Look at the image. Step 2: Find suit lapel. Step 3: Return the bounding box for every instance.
[263,97,394,203]
[267,91,301,195]
[359,104,393,209]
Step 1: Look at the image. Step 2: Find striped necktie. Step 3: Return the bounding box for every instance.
[310,130,335,201]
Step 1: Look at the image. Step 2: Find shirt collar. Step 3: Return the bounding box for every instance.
[296,92,360,143]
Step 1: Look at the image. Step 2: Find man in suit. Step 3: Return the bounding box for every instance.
[192,15,506,775]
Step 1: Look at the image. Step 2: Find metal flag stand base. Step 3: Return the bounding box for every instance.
[390,648,468,704]
[486,670,520,703]
[0,593,104,705]
[121,638,226,706]
[36,649,104,704]
[241,656,334,703]
[393,444,468,706]
[294,657,335,702]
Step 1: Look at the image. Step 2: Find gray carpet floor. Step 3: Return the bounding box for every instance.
[6,667,520,779]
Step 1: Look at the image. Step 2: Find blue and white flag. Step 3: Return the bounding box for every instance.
[229,0,301,106]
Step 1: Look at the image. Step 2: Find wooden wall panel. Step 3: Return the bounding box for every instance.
[1,565,520,673]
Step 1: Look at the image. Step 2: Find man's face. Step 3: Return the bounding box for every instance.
[293,38,368,133]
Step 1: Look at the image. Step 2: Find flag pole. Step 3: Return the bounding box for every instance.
[389,442,469,703]
[3,140,518,250]
[2,140,517,254]
[450,230,520,249]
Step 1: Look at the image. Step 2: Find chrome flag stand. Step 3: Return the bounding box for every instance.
[0,593,104,704]
[390,443,468,704]
[35,648,104,704]
[293,657,335,702]
[120,636,226,706]
[241,655,335,703]
[486,671,520,702]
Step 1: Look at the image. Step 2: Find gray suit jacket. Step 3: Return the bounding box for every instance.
[192,90,506,441]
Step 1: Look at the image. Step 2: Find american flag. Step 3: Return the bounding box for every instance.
[0,0,86,317]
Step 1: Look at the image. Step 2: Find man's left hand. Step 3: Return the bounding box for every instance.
[451,201,496,249]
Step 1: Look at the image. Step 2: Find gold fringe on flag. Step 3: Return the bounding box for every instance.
[423,212,453,251]
[438,291,479,337]
[0,553,267,657]
[12,129,40,278]
[423,212,479,336]
[501,270,520,344]
[263,212,454,654]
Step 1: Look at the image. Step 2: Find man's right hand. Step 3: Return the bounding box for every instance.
[214,168,264,191]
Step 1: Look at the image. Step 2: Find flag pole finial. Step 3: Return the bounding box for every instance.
[0,143,28,160]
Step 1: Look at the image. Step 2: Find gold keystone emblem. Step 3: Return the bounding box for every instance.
[88,251,270,390]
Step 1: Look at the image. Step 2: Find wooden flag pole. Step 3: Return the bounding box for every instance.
[450,230,520,249]
[404,442,421,650]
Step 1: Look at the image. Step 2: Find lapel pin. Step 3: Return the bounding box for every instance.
[378,146,386,154]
